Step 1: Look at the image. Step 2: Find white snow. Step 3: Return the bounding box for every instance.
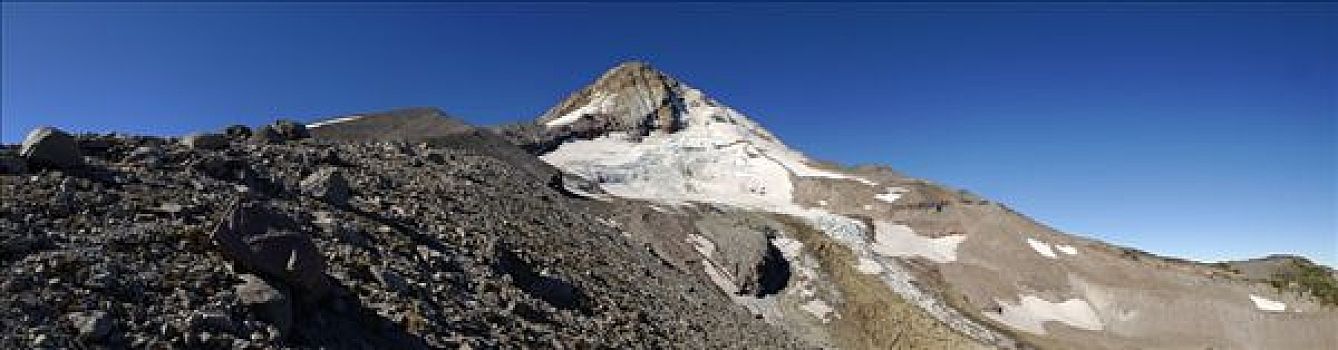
[686,234,716,258]
[1055,244,1079,255]
[772,237,804,259]
[870,222,966,263]
[1249,294,1287,312]
[855,258,884,274]
[306,115,364,129]
[817,200,828,206]
[985,295,1104,334]
[544,91,617,127]
[800,299,836,322]
[541,85,875,210]
[863,204,874,211]
[1026,238,1058,258]
[874,187,907,203]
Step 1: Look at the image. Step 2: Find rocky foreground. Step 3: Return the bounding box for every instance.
[0,123,801,348]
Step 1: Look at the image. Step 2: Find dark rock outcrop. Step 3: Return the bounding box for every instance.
[19,127,83,169]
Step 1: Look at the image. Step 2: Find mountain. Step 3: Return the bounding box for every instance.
[503,61,1338,349]
[1,61,1334,349]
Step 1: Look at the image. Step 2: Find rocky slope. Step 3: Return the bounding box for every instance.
[503,61,1338,349]
[0,120,802,348]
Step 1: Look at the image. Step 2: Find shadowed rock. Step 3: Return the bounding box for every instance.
[181,133,229,150]
[300,167,351,206]
[19,127,83,169]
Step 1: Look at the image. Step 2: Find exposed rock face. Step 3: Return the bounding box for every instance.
[694,211,790,297]
[538,61,686,135]
[19,127,83,169]
[495,61,691,154]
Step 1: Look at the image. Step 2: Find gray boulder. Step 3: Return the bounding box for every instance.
[236,274,292,336]
[250,125,284,144]
[300,167,351,206]
[181,133,229,150]
[68,310,112,341]
[272,120,309,140]
[19,127,83,169]
[225,125,252,139]
[211,200,330,298]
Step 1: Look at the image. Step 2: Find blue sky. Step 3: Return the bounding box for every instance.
[3,3,1335,265]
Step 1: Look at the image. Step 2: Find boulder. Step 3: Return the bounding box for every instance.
[250,125,284,144]
[299,167,351,206]
[0,149,27,174]
[123,146,164,168]
[19,127,83,169]
[211,200,330,298]
[236,274,292,336]
[272,120,309,140]
[181,133,229,150]
[68,310,112,341]
[224,125,253,139]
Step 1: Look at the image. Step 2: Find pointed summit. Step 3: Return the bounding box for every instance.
[538,61,688,136]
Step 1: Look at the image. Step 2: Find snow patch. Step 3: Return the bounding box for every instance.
[772,237,804,260]
[1026,238,1058,258]
[817,200,828,206]
[874,187,907,203]
[1249,294,1286,312]
[855,258,884,274]
[985,295,1104,334]
[870,222,966,263]
[800,299,836,322]
[306,115,364,129]
[545,91,617,127]
[1055,244,1078,255]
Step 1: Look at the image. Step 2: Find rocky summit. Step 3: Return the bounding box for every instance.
[2,62,1336,349]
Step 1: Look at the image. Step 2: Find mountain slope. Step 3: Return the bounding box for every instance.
[0,121,803,348]
[514,61,1338,349]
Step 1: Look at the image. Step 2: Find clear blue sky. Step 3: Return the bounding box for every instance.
[3,3,1334,265]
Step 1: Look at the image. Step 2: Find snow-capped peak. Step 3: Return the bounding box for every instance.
[539,62,875,210]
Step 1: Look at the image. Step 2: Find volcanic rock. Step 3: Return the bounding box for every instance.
[19,127,83,169]
[181,133,229,150]
[299,167,351,206]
